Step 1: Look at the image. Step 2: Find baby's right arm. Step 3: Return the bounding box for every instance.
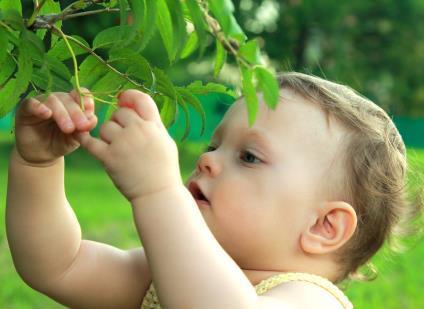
[6,91,152,308]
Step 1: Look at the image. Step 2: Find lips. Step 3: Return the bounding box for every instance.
[188,181,210,206]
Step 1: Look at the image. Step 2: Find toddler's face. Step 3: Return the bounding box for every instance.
[186,89,345,270]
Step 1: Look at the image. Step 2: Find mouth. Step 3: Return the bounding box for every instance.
[188,181,210,207]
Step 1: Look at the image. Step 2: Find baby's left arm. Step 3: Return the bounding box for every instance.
[75,90,287,308]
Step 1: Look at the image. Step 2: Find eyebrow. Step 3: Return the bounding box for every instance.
[212,125,274,156]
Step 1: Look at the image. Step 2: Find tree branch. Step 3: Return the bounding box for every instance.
[51,31,156,95]
[198,0,251,69]
[28,0,107,29]
[62,8,122,21]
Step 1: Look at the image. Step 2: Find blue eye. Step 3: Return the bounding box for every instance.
[240,151,261,164]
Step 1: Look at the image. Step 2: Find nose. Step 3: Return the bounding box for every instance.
[196,151,222,177]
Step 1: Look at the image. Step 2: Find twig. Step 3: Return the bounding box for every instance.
[52,25,85,110]
[62,8,122,21]
[198,0,251,69]
[62,34,156,95]
[27,0,47,27]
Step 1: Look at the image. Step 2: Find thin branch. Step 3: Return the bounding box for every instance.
[27,0,47,27]
[52,25,85,110]
[28,2,124,30]
[0,20,15,33]
[57,33,156,95]
[198,0,251,69]
[62,8,122,21]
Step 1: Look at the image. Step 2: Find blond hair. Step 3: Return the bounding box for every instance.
[276,72,423,282]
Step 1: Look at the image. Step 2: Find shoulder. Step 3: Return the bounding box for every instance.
[257,280,347,308]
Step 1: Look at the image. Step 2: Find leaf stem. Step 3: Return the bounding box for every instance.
[52,25,85,111]
[62,34,156,95]
[63,8,124,21]
[198,0,251,69]
[0,21,15,33]
[27,0,47,27]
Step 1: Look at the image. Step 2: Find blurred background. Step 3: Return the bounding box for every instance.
[1,0,423,307]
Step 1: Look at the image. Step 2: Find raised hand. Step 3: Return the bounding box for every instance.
[14,89,98,166]
[75,90,182,203]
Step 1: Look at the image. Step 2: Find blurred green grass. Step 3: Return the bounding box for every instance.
[0,131,423,308]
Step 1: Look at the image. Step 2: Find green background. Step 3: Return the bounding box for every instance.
[2,0,424,307]
[0,130,423,308]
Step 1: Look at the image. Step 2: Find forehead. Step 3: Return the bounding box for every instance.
[213,89,346,162]
[216,90,333,135]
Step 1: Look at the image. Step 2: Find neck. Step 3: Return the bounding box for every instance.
[242,268,284,286]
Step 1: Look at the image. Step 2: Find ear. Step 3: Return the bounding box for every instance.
[300,201,357,255]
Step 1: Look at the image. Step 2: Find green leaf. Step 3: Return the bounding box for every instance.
[156,0,174,63]
[152,67,176,100]
[158,95,177,128]
[254,66,280,110]
[181,31,199,59]
[165,0,187,62]
[240,66,258,127]
[0,53,15,85]
[0,0,22,15]
[0,27,8,64]
[78,55,110,89]
[46,55,72,81]
[176,92,191,140]
[118,0,129,36]
[93,25,135,50]
[48,35,89,61]
[32,57,53,94]
[126,0,145,45]
[22,29,45,61]
[108,48,153,88]
[214,40,227,77]
[100,0,118,8]
[176,86,206,136]
[89,72,124,111]
[186,0,208,56]
[0,9,24,30]
[186,81,236,98]
[208,0,247,43]
[0,78,18,117]
[137,0,158,52]
[239,39,261,64]
[32,67,72,93]
[91,71,125,98]
[13,35,33,100]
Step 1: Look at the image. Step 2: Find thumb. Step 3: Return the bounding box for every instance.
[73,132,108,162]
[117,90,164,128]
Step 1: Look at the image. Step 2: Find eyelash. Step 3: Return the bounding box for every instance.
[205,145,261,164]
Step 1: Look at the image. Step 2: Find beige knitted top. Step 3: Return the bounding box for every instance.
[141,272,353,308]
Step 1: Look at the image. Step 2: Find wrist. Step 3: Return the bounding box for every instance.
[11,146,63,168]
[130,182,187,208]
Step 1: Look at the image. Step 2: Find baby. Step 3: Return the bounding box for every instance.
[6,72,416,308]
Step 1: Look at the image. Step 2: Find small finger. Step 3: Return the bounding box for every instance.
[111,107,141,127]
[23,97,52,119]
[99,120,122,144]
[84,112,98,132]
[55,92,92,131]
[43,94,75,133]
[74,131,108,162]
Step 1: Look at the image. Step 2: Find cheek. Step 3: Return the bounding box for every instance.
[274,166,318,228]
[214,175,274,229]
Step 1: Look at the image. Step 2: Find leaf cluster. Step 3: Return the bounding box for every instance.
[0,0,280,139]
